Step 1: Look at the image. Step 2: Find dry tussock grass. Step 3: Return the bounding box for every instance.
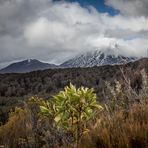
[79,102,148,148]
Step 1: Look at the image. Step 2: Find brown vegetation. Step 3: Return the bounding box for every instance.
[0,59,148,147]
[79,102,148,148]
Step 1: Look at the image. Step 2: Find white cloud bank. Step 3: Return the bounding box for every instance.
[106,0,148,17]
[0,0,148,68]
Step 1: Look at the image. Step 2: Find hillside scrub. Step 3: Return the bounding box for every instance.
[0,59,147,126]
[0,58,147,100]
[0,69,148,147]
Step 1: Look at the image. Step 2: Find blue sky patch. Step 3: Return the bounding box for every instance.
[54,0,119,16]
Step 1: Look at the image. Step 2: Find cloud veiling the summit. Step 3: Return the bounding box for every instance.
[0,0,148,68]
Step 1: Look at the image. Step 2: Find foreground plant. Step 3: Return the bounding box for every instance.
[40,83,103,144]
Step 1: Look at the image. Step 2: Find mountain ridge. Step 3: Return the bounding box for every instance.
[0,49,139,73]
[0,58,147,100]
[0,59,58,73]
[61,50,137,68]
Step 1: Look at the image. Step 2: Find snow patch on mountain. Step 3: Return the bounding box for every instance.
[61,48,137,68]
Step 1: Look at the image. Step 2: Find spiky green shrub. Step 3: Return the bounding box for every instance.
[40,83,103,144]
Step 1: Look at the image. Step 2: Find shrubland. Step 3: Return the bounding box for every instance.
[0,65,148,147]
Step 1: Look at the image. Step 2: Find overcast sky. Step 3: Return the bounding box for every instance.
[0,0,148,68]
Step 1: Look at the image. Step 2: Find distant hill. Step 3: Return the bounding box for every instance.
[0,58,147,100]
[0,59,58,73]
[0,47,139,73]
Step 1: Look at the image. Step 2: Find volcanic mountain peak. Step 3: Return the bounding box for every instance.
[61,49,137,68]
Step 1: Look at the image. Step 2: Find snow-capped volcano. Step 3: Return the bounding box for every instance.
[61,49,137,68]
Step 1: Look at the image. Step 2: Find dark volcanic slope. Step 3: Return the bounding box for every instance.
[0,58,147,101]
[0,59,58,73]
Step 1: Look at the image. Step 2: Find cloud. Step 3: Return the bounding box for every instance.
[0,0,51,36]
[24,1,148,58]
[0,0,148,68]
[106,0,148,17]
